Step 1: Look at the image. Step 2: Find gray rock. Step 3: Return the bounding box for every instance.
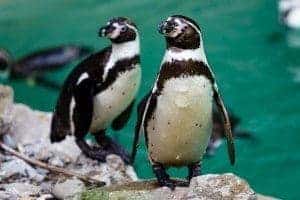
[0,85,13,136]
[0,158,45,182]
[0,190,17,200]
[48,156,64,167]
[187,173,256,200]
[8,103,52,145]
[52,178,85,200]
[2,134,16,148]
[0,84,138,196]
[3,182,41,198]
[36,194,55,200]
[82,174,259,200]
[40,182,53,193]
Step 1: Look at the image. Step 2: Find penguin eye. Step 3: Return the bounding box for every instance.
[121,26,128,32]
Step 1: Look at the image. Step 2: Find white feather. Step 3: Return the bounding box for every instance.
[102,36,140,80]
[76,72,89,85]
[90,66,141,132]
[147,75,213,165]
[162,47,207,64]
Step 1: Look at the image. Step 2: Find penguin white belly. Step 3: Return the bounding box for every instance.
[89,66,141,132]
[147,75,213,166]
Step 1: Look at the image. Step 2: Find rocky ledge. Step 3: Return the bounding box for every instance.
[82,174,278,200]
[0,85,278,200]
[0,85,137,199]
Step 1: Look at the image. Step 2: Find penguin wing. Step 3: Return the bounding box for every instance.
[111,100,135,130]
[50,64,89,142]
[72,78,96,139]
[131,92,151,163]
[213,85,235,165]
[50,48,110,142]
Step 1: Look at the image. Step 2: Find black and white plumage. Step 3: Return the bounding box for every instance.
[131,15,235,189]
[50,17,141,163]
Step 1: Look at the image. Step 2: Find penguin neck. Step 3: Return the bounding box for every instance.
[162,46,208,64]
[111,37,140,60]
[102,38,140,80]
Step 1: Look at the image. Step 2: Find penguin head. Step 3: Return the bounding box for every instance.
[158,15,202,49]
[99,17,138,44]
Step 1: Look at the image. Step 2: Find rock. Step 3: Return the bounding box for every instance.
[52,178,85,200]
[8,103,52,145]
[48,156,64,167]
[187,173,256,200]
[0,84,138,198]
[81,174,266,200]
[2,182,41,198]
[104,154,138,185]
[47,135,81,163]
[36,194,55,200]
[0,190,17,200]
[0,85,13,136]
[0,157,45,182]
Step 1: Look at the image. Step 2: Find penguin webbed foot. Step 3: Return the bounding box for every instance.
[153,164,175,190]
[94,134,131,164]
[76,138,109,162]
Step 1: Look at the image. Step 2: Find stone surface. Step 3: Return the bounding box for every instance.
[52,178,85,200]
[0,85,276,200]
[82,174,259,200]
[0,84,138,199]
[0,157,45,182]
[187,173,256,200]
[0,85,13,136]
[2,182,41,198]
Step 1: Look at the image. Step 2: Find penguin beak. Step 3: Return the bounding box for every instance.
[158,20,175,35]
[98,25,115,37]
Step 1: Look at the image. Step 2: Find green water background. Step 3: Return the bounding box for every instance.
[1,0,300,199]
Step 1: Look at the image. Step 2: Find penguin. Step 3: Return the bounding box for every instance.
[279,0,300,29]
[50,17,141,164]
[0,45,92,89]
[131,15,235,189]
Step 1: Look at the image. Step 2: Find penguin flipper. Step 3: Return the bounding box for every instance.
[213,86,235,165]
[131,93,151,163]
[72,78,95,139]
[50,85,73,143]
[111,100,135,131]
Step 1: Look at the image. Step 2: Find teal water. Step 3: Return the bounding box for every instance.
[1,0,300,199]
